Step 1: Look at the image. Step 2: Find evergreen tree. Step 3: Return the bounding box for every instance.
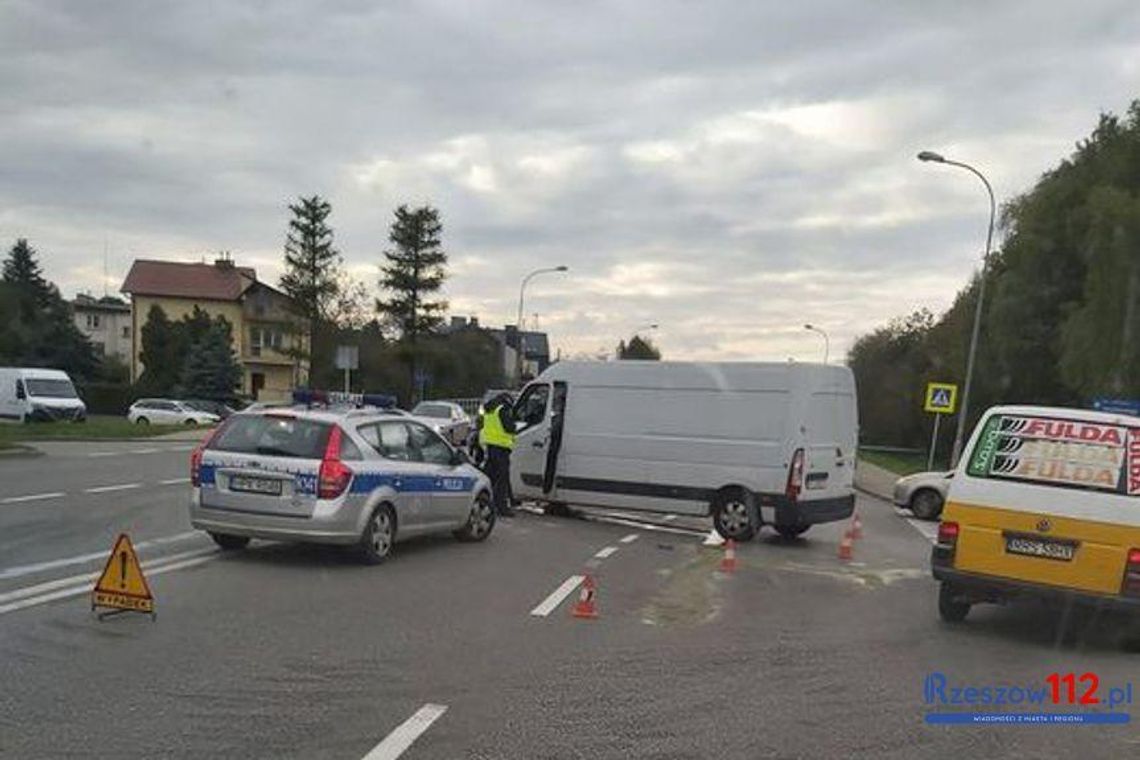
[376,204,449,399]
[179,317,242,400]
[279,195,341,365]
[137,305,183,394]
[618,334,662,360]
[0,239,97,379]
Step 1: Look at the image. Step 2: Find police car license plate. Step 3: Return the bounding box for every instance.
[230,476,283,496]
[1004,535,1075,561]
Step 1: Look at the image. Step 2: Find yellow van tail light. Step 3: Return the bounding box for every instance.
[1123,548,1140,598]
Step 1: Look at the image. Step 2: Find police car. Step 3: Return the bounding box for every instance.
[188,390,495,564]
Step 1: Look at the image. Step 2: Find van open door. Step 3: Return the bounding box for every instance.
[510,382,552,500]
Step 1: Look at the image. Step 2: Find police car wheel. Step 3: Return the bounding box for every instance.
[209,532,250,551]
[712,489,757,542]
[455,491,495,542]
[359,504,395,564]
[938,582,971,623]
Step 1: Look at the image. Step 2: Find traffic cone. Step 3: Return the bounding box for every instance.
[572,574,599,619]
[837,530,854,561]
[851,512,864,540]
[720,538,737,574]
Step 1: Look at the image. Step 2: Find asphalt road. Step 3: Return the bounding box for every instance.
[2,444,1139,758]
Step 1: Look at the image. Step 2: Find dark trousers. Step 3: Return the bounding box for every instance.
[486,445,512,514]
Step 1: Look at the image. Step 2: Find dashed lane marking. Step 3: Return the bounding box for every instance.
[84,483,142,494]
[530,575,585,617]
[594,546,619,559]
[619,533,639,544]
[160,477,191,485]
[361,703,448,760]
[1,492,65,505]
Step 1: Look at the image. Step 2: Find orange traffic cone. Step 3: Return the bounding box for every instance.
[837,530,854,561]
[572,574,599,619]
[720,538,737,573]
[851,512,864,540]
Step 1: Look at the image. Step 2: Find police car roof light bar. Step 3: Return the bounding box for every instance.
[292,388,396,410]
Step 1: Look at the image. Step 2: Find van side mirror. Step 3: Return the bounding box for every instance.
[15,381,25,400]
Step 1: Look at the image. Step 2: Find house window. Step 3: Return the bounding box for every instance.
[121,326,130,338]
[86,314,101,329]
[250,327,283,357]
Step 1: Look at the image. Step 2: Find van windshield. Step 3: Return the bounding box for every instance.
[967,412,1139,496]
[25,378,78,398]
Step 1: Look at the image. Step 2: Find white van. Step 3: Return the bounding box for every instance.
[508,361,858,540]
[0,367,87,423]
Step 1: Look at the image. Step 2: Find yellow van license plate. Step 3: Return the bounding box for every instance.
[1004,535,1076,562]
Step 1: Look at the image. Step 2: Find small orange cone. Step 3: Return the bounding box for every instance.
[851,512,864,540]
[720,538,737,573]
[572,574,599,619]
[837,530,854,561]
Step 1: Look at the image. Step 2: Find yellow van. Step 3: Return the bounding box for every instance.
[932,405,1140,622]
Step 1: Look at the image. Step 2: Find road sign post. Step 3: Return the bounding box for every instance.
[923,382,959,471]
[335,345,359,394]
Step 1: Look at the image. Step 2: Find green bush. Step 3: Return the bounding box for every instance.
[76,382,137,416]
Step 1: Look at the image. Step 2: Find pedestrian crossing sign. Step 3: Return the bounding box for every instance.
[924,382,958,414]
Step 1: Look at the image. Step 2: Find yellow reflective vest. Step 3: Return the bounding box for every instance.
[479,406,515,450]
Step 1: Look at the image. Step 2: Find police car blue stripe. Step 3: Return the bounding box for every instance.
[198,462,476,496]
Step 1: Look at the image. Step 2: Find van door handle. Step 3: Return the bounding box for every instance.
[532,440,546,449]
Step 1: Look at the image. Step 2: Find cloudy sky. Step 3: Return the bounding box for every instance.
[2,1,1138,362]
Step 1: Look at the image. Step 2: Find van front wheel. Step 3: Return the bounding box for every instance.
[712,489,758,542]
[938,582,971,623]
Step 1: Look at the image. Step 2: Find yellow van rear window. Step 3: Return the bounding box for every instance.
[967,414,1140,496]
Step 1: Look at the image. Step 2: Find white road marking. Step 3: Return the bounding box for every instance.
[129,448,161,454]
[581,512,706,538]
[619,533,639,544]
[530,575,585,617]
[894,506,939,543]
[361,703,448,760]
[0,531,200,580]
[165,446,195,452]
[662,514,678,521]
[594,546,619,559]
[87,452,118,458]
[0,547,218,614]
[702,529,725,546]
[84,483,141,494]
[1,492,65,504]
[159,477,190,485]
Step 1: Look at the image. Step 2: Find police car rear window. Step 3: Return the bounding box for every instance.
[967,413,1140,496]
[210,416,331,459]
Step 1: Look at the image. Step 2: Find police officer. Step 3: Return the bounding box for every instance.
[479,393,517,517]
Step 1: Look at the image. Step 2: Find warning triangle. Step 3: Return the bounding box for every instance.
[92,534,154,614]
[932,389,950,406]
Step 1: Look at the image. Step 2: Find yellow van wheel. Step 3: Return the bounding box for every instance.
[938,583,971,623]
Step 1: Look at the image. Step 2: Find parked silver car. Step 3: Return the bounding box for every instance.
[410,401,471,446]
[892,470,953,520]
[189,405,494,563]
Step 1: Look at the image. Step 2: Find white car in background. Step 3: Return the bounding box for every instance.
[128,399,220,426]
[410,401,472,446]
[892,470,953,520]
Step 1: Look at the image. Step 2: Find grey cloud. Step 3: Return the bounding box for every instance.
[1,0,1138,360]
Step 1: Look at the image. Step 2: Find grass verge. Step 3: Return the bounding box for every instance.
[0,414,193,442]
[859,449,947,476]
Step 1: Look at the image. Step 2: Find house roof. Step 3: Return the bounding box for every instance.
[72,294,130,313]
[120,259,257,301]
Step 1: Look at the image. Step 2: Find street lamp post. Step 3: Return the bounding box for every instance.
[515,266,568,385]
[917,150,996,468]
[804,324,829,364]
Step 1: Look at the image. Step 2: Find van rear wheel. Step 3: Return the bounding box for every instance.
[712,489,758,542]
[938,582,971,623]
